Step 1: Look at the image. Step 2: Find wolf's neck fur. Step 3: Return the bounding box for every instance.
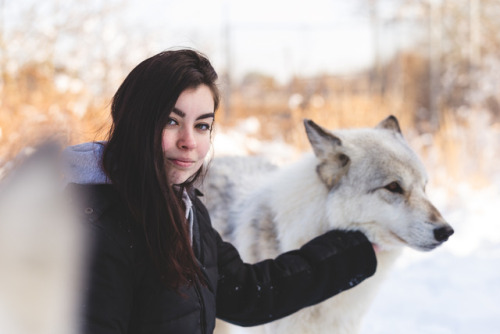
[261,154,336,251]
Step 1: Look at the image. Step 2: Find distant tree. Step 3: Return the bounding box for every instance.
[415,0,499,111]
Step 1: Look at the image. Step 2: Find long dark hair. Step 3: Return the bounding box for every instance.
[102,49,220,290]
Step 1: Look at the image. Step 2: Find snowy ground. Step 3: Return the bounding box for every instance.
[213,118,500,334]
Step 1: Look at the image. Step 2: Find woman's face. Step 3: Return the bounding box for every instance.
[162,85,214,185]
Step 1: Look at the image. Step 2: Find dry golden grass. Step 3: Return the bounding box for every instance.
[1,70,497,195]
[431,109,498,189]
[0,106,109,163]
[219,90,416,151]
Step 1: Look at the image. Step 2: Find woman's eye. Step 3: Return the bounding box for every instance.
[196,123,212,131]
[384,181,404,194]
[166,118,178,126]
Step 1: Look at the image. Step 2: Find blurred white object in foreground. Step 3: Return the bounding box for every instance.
[0,143,87,334]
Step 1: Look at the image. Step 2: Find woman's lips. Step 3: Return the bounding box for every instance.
[169,158,195,168]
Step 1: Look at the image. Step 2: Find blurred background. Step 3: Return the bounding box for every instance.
[1,0,499,186]
[0,0,499,333]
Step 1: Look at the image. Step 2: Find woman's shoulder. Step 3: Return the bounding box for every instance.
[67,183,136,255]
[66,183,122,219]
[66,183,131,233]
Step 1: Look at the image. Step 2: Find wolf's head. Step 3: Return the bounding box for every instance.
[304,116,454,252]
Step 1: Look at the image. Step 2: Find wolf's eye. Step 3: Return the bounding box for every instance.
[384,181,404,194]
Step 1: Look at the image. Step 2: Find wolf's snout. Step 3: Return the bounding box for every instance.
[433,225,454,242]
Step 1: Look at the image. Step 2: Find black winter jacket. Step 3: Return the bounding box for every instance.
[70,183,376,334]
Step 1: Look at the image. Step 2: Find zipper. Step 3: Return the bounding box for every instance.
[194,282,207,333]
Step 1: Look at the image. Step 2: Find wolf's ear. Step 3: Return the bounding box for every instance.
[304,119,342,158]
[304,119,350,190]
[376,115,402,134]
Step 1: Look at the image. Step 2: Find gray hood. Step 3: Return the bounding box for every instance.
[62,142,109,185]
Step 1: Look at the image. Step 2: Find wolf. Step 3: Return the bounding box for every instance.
[201,116,454,334]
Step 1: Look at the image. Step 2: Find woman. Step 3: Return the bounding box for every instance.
[64,49,377,333]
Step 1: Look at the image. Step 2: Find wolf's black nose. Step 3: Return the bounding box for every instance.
[434,225,454,242]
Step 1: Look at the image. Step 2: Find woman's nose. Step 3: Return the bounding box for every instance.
[177,127,196,150]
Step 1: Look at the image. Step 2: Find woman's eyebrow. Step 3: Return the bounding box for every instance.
[172,108,214,121]
[197,113,215,121]
[172,108,186,117]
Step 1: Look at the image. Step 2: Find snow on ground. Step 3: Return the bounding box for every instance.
[213,118,500,334]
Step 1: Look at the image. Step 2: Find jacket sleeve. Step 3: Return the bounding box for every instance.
[215,229,377,326]
[81,220,134,334]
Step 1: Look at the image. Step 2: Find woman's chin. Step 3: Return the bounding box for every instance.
[169,172,192,186]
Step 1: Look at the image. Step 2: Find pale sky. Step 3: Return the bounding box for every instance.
[123,0,404,83]
[6,0,410,84]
